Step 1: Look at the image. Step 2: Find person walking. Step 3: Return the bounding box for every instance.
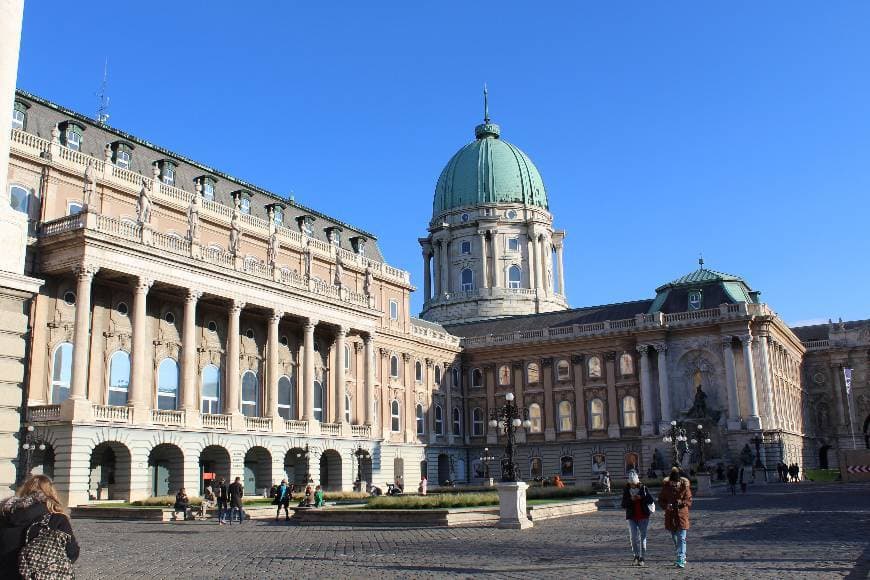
[274,479,291,521]
[216,478,229,525]
[658,466,693,569]
[228,477,245,524]
[621,471,654,567]
[0,474,80,579]
[726,465,738,495]
[738,464,748,493]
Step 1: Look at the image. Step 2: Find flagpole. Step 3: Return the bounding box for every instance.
[844,367,857,450]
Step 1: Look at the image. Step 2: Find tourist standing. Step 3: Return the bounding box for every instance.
[602,471,612,493]
[228,477,245,524]
[726,465,738,495]
[659,467,693,569]
[314,485,325,508]
[216,478,229,525]
[738,464,748,493]
[274,479,291,521]
[418,476,428,496]
[0,475,80,579]
[621,471,654,567]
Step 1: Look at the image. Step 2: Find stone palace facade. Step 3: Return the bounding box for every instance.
[5,88,866,504]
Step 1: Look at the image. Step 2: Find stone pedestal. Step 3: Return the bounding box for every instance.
[61,398,93,422]
[746,416,762,430]
[496,481,533,529]
[695,473,712,496]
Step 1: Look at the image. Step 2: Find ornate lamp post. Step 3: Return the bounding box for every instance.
[353,445,368,491]
[19,425,46,484]
[479,447,496,484]
[296,444,311,483]
[689,424,712,472]
[662,420,689,468]
[488,393,531,482]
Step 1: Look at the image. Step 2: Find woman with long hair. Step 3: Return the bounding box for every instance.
[620,470,654,567]
[0,474,80,578]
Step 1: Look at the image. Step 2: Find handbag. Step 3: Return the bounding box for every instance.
[645,489,656,513]
[18,514,74,580]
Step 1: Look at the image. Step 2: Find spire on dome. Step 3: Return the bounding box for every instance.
[474,84,500,139]
[484,83,490,124]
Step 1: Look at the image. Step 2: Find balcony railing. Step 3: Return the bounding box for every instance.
[28,405,61,421]
[202,413,231,430]
[350,424,372,438]
[151,409,185,426]
[245,416,272,432]
[93,405,130,423]
[802,339,830,351]
[320,423,341,437]
[285,420,308,434]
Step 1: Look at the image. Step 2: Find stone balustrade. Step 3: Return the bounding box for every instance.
[202,413,231,430]
[410,322,462,346]
[93,405,130,423]
[28,405,62,421]
[285,420,309,434]
[150,409,185,426]
[320,423,341,437]
[802,339,830,351]
[350,424,372,438]
[244,416,273,432]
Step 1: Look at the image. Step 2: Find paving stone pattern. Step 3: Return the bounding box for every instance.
[72,482,870,579]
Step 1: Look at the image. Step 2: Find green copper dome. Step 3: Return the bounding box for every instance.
[433,118,548,216]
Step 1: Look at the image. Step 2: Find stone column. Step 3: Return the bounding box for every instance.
[441,241,451,295]
[757,333,774,428]
[722,336,741,430]
[445,365,454,442]
[181,290,201,419]
[831,359,848,428]
[422,251,431,302]
[531,230,542,290]
[542,359,555,441]
[267,310,282,420]
[302,318,317,421]
[572,356,587,439]
[739,334,761,429]
[433,243,442,297]
[655,344,671,428]
[479,231,489,289]
[492,231,502,288]
[485,365,497,444]
[539,235,549,294]
[334,326,348,423]
[363,333,374,425]
[129,276,153,421]
[556,243,565,296]
[637,345,654,435]
[69,265,98,401]
[605,353,620,438]
[225,300,243,416]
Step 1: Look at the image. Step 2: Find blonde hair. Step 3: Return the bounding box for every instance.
[627,471,640,485]
[18,474,65,514]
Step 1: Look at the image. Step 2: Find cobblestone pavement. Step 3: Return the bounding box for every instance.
[72,482,870,579]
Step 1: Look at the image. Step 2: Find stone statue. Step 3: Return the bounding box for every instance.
[83,162,96,210]
[187,185,201,241]
[546,262,553,291]
[364,265,374,296]
[229,204,241,256]
[303,241,312,278]
[267,231,279,268]
[333,253,344,286]
[686,384,709,418]
[739,443,755,467]
[136,177,152,224]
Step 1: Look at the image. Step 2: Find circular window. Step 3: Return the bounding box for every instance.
[280,336,289,347]
[207,320,218,333]
[116,302,129,316]
[813,372,826,385]
[507,209,518,219]
[164,312,176,325]
[246,328,255,340]
[63,291,76,306]
[460,213,469,223]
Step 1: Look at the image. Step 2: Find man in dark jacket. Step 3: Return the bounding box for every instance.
[228,477,244,524]
[274,479,291,521]
[216,478,229,525]
[726,465,738,495]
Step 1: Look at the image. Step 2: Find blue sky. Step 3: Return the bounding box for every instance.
[16,1,870,325]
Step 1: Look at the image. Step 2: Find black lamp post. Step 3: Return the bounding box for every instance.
[296,444,311,483]
[19,425,45,485]
[479,447,496,480]
[354,445,367,489]
[689,424,712,473]
[662,420,689,467]
[488,393,531,482]
[750,435,764,469]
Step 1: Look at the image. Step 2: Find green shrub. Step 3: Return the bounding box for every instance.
[366,492,499,510]
[526,486,594,500]
[805,469,840,482]
[132,495,203,507]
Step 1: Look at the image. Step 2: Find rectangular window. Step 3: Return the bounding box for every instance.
[66,130,81,151]
[115,150,131,169]
[12,109,25,130]
[240,197,251,215]
[507,237,520,252]
[162,164,175,186]
[202,181,215,201]
[461,241,471,254]
[389,299,399,320]
[67,201,83,216]
[274,208,284,225]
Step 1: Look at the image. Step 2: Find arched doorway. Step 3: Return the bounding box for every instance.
[319,450,343,491]
[437,453,450,485]
[148,444,184,497]
[199,445,231,494]
[819,445,831,470]
[31,444,55,479]
[244,447,272,495]
[393,457,405,489]
[420,459,428,481]
[285,448,310,486]
[89,442,132,501]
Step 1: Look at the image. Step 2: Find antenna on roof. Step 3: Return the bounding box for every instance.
[96,58,110,124]
[698,252,704,268]
[483,83,491,124]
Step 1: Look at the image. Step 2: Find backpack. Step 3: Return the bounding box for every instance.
[18,513,74,579]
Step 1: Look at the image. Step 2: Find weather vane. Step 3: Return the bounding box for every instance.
[483,83,490,124]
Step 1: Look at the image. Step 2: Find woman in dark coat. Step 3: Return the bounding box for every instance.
[620,470,654,567]
[0,474,79,579]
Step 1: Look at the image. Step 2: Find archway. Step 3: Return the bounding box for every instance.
[393,457,405,489]
[244,447,272,495]
[437,453,450,485]
[31,444,55,479]
[818,445,831,470]
[89,442,132,501]
[319,450,343,491]
[148,444,184,497]
[420,459,428,481]
[285,447,310,486]
[199,445,231,494]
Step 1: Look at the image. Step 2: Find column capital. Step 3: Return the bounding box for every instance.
[402,352,411,362]
[336,325,349,337]
[134,277,154,293]
[269,310,283,324]
[636,344,650,356]
[363,331,376,343]
[230,300,245,314]
[379,347,389,358]
[721,335,735,348]
[738,333,753,345]
[571,354,584,365]
[653,343,667,353]
[303,317,318,331]
[185,289,202,303]
[73,263,99,280]
[353,341,364,353]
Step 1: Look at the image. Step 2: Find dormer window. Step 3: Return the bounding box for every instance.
[12,100,28,130]
[297,215,316,236]
[231,190,253,214]
[157,160,178,186]
[325,226,342,246]
[460,241,471,255]
[688,289,702,311]
[59,121,85,151]
[196,176,217,201]
[266,203,286,226]
[110,141,134,169]
[350,236,368,255]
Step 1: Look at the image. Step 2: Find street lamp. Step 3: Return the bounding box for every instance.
[19,425,46,484]
[662,420,689,467]
[296,444,311,483]
[353,445,368,492]
[479,447,496,480]
[690,424,712,472]
[488,392,531,482]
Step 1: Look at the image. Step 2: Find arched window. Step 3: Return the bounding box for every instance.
[415,360,423,383]
[472,408,484,436]
[452,407,462,435]
[416,404,424,435]
[313,380,324,422]
[452,367,460,387]
[390,354,399,378]
[108,351,130,406]
[620,353,634,376]
[460,268,473,291]
[50,342,73,404]
[471,368,483,388]
[390,399,400,432]
[278,376,294,420]
[508,265,522,289]
[526,362,539,384]
[530,457,543,479]
[156,358,179,410]
[201,365,221,414]
[528,403,542,433]
[241,371,259,417]
[622,395,638,428]
[557,400,573,432]
[9,185,30,215]
[498,364,511,386]
[556,359,570,381]
[434,365,442,386]
[434,404,444,435]
[344,344,351,371]
[345,394,352,423]
[589,398,605,430]
[587,356,602,379]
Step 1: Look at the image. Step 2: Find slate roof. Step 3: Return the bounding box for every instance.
[655,266,745,292]
[410,317,450,333]
[790,318,870,341]
[443,299,654,337]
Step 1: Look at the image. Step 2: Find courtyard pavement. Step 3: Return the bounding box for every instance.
[71,481,870,579]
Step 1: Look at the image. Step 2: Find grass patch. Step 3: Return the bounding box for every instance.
[527,486,595,500]
[366,492,499,510]
[805,469,840,482]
